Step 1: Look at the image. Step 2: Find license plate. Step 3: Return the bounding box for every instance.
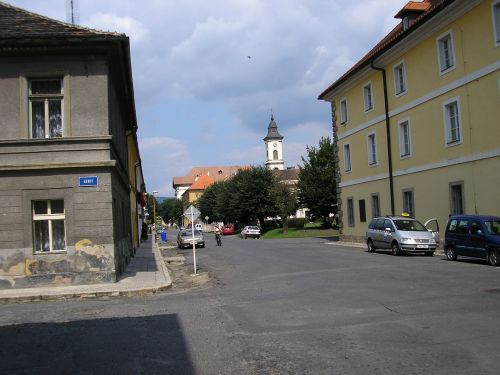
[417,245,428,249]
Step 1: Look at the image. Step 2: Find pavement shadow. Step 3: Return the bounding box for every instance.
[0,313,195,375]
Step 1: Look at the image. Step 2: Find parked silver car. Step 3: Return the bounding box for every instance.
[366,216,439,256]
[240,226,261,239]
[177,229,205,249]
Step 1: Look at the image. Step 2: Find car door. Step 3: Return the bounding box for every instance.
[372,219,385,247]
[424,218,440,245]
[454,219,470,256]
[380,219,394,249]
[468,220,487,259]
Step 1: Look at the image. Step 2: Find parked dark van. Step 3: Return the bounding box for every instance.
[444,215,500,266]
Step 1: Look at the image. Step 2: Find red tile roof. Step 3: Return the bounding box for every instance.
[318,0,449,100]
[188,174,215,190]
[395,1,432,18]
[0,1,123,41]
[172,166,249,188]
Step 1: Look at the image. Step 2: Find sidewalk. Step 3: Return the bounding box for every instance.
[0,235,172,304]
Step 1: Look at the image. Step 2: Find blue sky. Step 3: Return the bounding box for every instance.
[7,0,405,196]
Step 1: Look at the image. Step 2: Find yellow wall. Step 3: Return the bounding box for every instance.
[127,134,139,248]
[331,1,500,240]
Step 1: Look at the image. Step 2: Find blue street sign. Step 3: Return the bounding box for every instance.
[79,176,98,187]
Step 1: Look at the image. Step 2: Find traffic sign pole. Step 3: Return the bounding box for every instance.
[191,205,197,275]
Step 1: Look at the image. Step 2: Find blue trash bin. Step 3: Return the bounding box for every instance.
[160,231,167,242]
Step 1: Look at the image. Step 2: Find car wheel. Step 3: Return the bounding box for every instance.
[367,240,376,253]
[392,242,402,256]
[424,251,434,256]
[487,248,500,266]
[445,246,457,261]
[243,235,247,239]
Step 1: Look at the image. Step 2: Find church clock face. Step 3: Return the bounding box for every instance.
[273,142,277,147]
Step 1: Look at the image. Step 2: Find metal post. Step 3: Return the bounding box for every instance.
[191,206,197,275]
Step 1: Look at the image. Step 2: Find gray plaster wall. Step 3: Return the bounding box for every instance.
[0,169,118,289]
[0,55,109,139]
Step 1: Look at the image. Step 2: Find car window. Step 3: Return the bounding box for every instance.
[374,219,385,230]
[368,219,376,229]
[455,220,469,235]
[393,219,426,231]
[484,220,500,236]
[470,221,482,235]
[249,226,259,230]
[383,219,394,231]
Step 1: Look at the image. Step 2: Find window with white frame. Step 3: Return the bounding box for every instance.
[347,198,355,226]
[371,194,380,218]
[29,79,64,139]
[437,31,455,73]
[340,98,348,124]
[403,190,414,218]
[32,200,66,253]
[398,119,412,158]
[450,182,464,215]
[443,98,462,145]
[367,132,377,166]
[343,143,352,172]
[363,83,373,112]
[493,0,500,46]
[393,62,407,95]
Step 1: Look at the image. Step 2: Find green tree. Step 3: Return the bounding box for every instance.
[158,198,183,226]
[272,179,299,233]
[231,166,278,230]
[297,136,337,228]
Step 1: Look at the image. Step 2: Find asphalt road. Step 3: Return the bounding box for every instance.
[1,230,500,374]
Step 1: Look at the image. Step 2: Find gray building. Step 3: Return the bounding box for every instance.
[0,2,140,288]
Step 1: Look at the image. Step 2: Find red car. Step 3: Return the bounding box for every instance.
[222,224,235,235]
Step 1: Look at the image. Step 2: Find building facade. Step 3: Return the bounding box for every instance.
[319,0,500,241]
[0,3,142,288]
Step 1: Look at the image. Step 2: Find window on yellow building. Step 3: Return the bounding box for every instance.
[340,98,348,124]
[450,182,464,215]
[443,98,462,146]
[367,132,377,166]
[398,119,412,158]
[347,198,355,226]
[437,31,455,74]
[363,83,373,112]
[403,190,414,218]
[343,143,352,172]
[493,0,500,46]
[393,61,407,96]
[371,194,380,218]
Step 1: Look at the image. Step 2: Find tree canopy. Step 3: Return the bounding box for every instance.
[297,136,337,227]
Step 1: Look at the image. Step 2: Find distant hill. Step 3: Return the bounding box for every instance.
[156,196,173,204]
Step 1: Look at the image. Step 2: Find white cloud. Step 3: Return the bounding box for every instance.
[85,13,149,43]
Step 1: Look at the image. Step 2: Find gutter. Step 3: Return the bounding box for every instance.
[370,61,395,215]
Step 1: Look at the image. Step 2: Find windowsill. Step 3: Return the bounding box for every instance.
[340,121,347,126]
[368,162,379,168]
[344,169,352,174]
[34,250,67,255]
[439,65,456,76]
[395,90,407,98]
[400,153,412,160]
[445,139,463,148]
[364,107,374,113]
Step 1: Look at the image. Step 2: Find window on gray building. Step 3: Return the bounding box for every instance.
[29,78,63,139]
[371,194,380,218]
[32,200,66,252]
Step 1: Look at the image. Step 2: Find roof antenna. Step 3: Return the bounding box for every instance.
[66,0,80,25]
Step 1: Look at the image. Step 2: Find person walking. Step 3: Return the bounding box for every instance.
[214,224,222,246]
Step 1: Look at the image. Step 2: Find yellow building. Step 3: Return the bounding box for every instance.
[127,129,146,250]
[319,0,500,241]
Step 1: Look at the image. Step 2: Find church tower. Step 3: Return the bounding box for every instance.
[263,115,284,170]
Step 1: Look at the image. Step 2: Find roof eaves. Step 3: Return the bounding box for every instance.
[318,0,449,101]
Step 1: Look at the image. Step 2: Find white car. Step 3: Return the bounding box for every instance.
[240,226,261,239]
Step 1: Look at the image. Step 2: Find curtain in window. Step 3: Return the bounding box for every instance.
[31,100,45,138]
[34,220,50,252]
[52,220,66,250]
[49,100,62,137]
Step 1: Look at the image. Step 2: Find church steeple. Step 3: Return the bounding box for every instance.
[263,115,284,170]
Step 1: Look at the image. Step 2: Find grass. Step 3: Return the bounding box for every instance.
[261,227,339,239]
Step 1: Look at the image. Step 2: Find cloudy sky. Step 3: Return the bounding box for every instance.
[7,0,405,196]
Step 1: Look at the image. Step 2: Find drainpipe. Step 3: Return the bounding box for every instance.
[370,61,395,215]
